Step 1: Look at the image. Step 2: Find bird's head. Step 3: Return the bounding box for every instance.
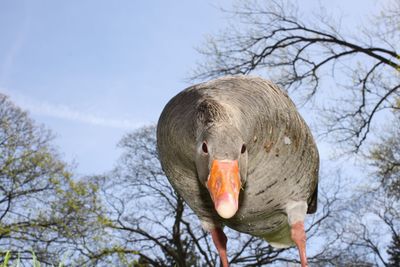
[195,123,248,219]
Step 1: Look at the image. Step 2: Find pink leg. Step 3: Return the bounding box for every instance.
[211,227,229,267]
[291,221,308,267]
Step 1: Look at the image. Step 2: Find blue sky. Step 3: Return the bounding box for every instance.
[0,0,382,175]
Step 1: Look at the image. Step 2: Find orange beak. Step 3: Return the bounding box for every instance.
[206,160,241,219]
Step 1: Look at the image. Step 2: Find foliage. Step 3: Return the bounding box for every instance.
[1,1,400,265]
[85,125,352,266]
[0,250,66,267]
[0,94,106,266]
[387,231,400,267]
[191,0,400,265]
[368,110,400,264]
[0,251,11,267]
[369,111,400,199]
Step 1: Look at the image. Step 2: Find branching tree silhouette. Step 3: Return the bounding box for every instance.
[190,1,399,264]
[91,125,358,267]
[192,0,399,153]
[369,109,400,266]
[370,110,400,199]
[2,1,399,265]
[0,94,106,266]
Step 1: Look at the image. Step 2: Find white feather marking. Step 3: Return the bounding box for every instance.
[286,200,307,225]
[284,136,292,145]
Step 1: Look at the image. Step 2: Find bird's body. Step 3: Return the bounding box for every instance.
[157,76,319,265]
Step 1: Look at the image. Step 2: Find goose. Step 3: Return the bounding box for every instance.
[157,76,319,267]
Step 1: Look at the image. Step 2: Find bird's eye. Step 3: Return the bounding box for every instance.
[202,142,208,154]
[241,144,247,154]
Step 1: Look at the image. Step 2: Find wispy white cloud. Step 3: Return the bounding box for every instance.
[1,89,142,130]
[0,3,31,83]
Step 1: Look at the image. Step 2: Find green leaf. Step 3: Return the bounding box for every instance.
[1,251,11,267]
[30,250,40,267]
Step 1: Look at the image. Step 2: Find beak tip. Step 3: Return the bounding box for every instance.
[215,200,238,219]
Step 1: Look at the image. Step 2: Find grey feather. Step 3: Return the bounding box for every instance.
[157,75,319,245]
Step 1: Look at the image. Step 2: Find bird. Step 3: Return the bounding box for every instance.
[157,75,319,267]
